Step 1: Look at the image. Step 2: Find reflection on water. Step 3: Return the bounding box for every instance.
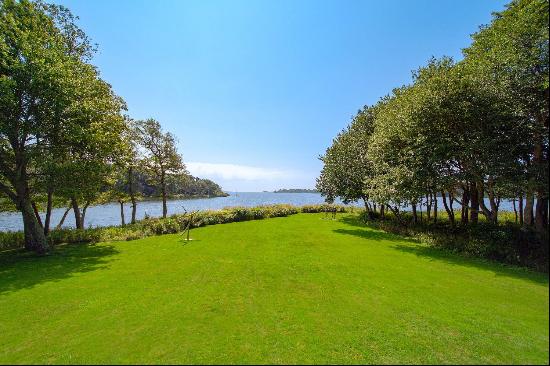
[0,192,518,232]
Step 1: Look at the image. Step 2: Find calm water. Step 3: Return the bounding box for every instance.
[0,192,518,232]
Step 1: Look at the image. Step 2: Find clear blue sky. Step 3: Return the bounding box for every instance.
[55,0,507,191]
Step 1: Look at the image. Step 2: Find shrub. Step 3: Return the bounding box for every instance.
[0,204,301,251]
[363,214,548,272]
[300,204,351,213]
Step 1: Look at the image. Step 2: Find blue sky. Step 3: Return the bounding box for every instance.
[55,0,507,191]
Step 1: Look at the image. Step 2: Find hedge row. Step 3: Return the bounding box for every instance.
[0,204,353,251]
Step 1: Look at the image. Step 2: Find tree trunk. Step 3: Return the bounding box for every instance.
[161,172,168,218]
[44,189,53,235]
[7,159,48,254]
[470,182,479,224]
[535,196,548,232]
[119,200,125,226]
[20,198,49,254]
[426,193,432,221]
[361,197,371,213]
[477,183,497,223]
[519,194,524,225]
[81,201,90,228]
[56,206,71,230]
[412,203,417,224]
[433,193,438,223]
[524,191,534,227]
[461,186,469,225]
[512,198,518,224]
[128,167,137,224]
[71,197,83,229]
[31,201,43,229]
[380,205,385,220]
[441,191,455,227]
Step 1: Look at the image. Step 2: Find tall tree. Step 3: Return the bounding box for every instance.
[0,0,126,252]
[134,119,186,218]
[464,0,549,231]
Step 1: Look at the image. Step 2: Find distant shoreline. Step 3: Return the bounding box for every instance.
[273,189,319,193]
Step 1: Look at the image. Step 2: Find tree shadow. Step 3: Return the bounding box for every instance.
[334,215,549,286]
[333,228,417,244]
[0,243,119,295]
[391,243,548,285]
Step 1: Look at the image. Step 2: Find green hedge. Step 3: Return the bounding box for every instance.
[360,212,548,272]
[0,204,301,251]
[299,204,351,213]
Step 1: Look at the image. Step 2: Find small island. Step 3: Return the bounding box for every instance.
[273,188,319,193]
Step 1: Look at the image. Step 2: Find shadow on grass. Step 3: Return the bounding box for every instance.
[0,243,119,295]
[335,215,549,286]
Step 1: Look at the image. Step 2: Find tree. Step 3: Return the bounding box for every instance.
[0,0,126,252]
[134,119,186,218]
[463,0,549,231]
[317,106,376,211]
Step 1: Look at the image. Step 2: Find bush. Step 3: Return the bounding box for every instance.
[364,214,548,272]
[0,204,301,251]
[300,204,351,213]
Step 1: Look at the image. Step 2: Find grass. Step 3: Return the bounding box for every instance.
[0,213,548,364]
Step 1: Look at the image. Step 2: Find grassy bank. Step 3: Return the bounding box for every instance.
[0,213,547,364]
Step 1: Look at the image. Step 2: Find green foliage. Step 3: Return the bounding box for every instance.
[359,210,548,271]
[0,0,128,251]
[316,106,376,206]
[300,204,351,213]
[319,0,548,230]
[0,205,299,251]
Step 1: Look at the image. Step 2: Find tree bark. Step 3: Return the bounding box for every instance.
[519,194,524,225]
[426,193,433,221]
[119,200,125,226]
[161,176,168,218]
[71,197,83,229]
[524,191,534,227]
[362,196,372,213]
[470,182,479,224]
[12,174,49,253]
[512,198,518,224]
[81,201,90,228]
[412,203,417,224]
[128,167,137,224]
[433,193,438,223]
[31,201,43,229]
[56,206,71,230]
[44,189,53,235]
[477,183,497,223]
[20,197,49,254]
[461,186,469,225]
[441,190,455,227]
[535,197,548,232]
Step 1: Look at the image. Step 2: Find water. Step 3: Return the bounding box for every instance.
[0,192,519,232]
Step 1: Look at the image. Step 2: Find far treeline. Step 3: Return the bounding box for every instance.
[273,189,319,193]
[0,0,224,253]
[318,0,548,232]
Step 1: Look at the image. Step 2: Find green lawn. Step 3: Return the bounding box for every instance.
[0,213,548,364]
